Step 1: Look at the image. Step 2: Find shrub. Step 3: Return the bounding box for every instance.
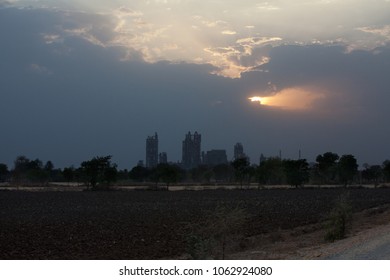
[324,194,352,242]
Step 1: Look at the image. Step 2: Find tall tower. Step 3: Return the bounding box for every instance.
[234,142,245,160]
[182,131,201,169]
[146,133,158,168]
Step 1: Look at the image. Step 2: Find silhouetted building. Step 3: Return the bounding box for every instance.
[182,131,201,169]
[203,150,228,166]
[146,133,158,168]
[234,142,246,160]
[159,152,167,164]
[259,153,266,164]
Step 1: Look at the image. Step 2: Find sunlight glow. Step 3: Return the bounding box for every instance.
[248,96,263,103]
[249,87,325,111]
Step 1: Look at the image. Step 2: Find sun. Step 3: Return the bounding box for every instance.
[248,96,272,106]
[248,96,264,104]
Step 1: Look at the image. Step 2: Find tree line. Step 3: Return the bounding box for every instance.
[1,152,390,189]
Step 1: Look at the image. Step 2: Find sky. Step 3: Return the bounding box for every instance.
[1,0,390,169]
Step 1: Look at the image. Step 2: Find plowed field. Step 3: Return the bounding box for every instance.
[1,188,390,259]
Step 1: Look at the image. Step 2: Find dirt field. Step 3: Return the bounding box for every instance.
[1,187,390,259]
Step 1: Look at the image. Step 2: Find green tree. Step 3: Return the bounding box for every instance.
[80,156,117,189]
[338,154,358,186]
[283,159,310,187]
[315,152,339,184]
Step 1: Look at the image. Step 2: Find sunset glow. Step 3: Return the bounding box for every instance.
[248,96,263,103]
[249,88,325,111]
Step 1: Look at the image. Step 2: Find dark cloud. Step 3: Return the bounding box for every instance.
[1,7,390,169]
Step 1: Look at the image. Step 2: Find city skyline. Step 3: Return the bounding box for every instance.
[1,1,390,169]
[146,131,231,169]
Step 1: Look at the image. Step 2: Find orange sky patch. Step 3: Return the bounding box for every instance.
[249,87,325,111]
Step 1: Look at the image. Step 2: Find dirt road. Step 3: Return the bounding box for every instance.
[231,203,390,260]
[295,205,390,260]
[326,225,390,259]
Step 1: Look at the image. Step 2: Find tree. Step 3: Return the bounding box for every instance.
[117,169,129,181]
[44,161,54,171]
[212,164,232,183]
[157,163,181,190]
[12,155,31,183]
[245,165,256,188]
[80,156,117,189]
[231,157,250,188]
[191,165,213,183]
[27,159,49,184]
[44,160,54,181]
[62,166,75,185]
[0,164,9,182]
[338,154,358,186]
[129,165,148,182]
[383,160,390,183]
[316,152,339,184]
[362,164,383,187]
[283,159,310,187]
[12,156,48,184]
[104,164,118,186]
[256,157,284,186]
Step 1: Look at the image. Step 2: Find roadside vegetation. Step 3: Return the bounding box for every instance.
[324,194,353,242]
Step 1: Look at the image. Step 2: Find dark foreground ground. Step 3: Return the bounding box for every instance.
[1,187,390,259]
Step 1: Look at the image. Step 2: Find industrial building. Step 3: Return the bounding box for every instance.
[182,131,201,169]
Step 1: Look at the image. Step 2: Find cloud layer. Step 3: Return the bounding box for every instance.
[7,0,390,77]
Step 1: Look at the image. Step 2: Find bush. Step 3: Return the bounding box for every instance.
[324,194,352,242]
